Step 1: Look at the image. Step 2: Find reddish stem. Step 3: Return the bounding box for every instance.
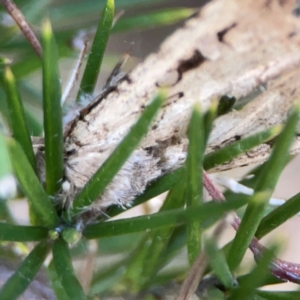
[1,0,42,57]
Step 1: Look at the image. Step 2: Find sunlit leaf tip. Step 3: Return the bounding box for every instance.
[41,18,53,39]
[107,0,114,9]
[252,190,273,205]
[49,229,60,240]
[3,65,14,82]
[0,57,12,65]
[62,227,82,245]
[270,124,283,135]
[208,98,219,112]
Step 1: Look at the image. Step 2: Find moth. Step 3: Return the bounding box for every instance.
[50,0,300,216]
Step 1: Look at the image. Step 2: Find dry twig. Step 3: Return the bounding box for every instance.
[1,0,42,57]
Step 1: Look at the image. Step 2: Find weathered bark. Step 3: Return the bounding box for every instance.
[63,0,300,213]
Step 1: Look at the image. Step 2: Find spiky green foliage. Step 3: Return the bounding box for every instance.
[0,1,299,299]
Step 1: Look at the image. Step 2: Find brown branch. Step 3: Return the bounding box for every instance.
[203,170,225,202]
[1,0,42,57]
[177,252,207,300]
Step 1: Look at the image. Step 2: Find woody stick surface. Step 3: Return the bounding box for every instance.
[63,0,300,214]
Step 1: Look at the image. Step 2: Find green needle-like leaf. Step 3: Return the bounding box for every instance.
[0,132,12,179]
[245,118,297,193]
[11,54,42,79]
[7,138,59,228]
[0,223,48,241]
[140,179,186,287]
[159,225,187,269]
[229,247,276,300]
[0,64,43,224]
[186,105,204,265]
[41,19,63,195]
[237,272,282,287]
[47,260,70,300]
[0,241,49,300]
[71,93,164,215]
[83,198,248,239]
[204,125,282,171]
[48,0,162,24]
[90,256,129,296]
[77,0,114,100]
[0,64,36,171]
[23,106,43,136]
[255,290,300,300]
[256,191,300,239]
[0,200,14,223]
[53,239,86,300]
[121,235,150,292]
[112,8,196,33]
[227,191,271,273]
[227,102,300,271]
[203,100,218,144]
[204,237,234,289]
